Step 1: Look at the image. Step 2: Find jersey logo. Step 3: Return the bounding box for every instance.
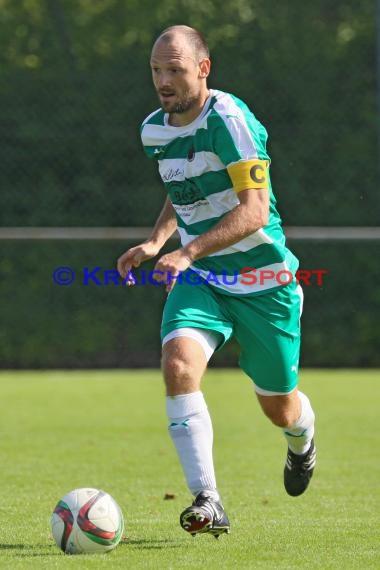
[169,180,203,205]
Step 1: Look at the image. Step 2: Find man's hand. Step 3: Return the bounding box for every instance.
[154,249,193,292]
[117,241,161,285]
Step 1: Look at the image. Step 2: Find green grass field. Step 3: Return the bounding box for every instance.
[0,369,379,569]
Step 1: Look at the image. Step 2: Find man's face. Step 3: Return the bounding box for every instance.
[150,36,205,116]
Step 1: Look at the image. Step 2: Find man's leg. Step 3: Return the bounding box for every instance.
[162,334,217,498]
[230,282,316,496]
[256,389,316,496]
[160,277,233,535]
[162,330,230,536]
[255,389,314,454]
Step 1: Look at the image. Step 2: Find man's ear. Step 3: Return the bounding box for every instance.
[199,58,211,79]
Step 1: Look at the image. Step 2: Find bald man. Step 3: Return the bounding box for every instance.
[117,25,316,538]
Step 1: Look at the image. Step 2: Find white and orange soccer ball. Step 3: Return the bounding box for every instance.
[51,488,124,554]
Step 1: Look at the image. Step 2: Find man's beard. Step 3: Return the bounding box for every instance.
[160,91,201,115]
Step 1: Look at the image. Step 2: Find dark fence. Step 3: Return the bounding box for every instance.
[1,238,379,368]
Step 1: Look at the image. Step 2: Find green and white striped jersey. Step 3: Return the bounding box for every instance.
[140,89,298,295]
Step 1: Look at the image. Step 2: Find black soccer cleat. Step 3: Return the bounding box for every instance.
[284,438,316,497]
[180,491,230,538]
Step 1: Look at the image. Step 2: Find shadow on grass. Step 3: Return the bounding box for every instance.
[0,544,32,550]
[0,543,61,557]
[122,538,182,550]
[0,539,182,556]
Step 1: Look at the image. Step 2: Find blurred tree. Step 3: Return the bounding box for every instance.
[1,0,375,225]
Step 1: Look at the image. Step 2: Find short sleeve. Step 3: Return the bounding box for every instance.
[211,111,270,167]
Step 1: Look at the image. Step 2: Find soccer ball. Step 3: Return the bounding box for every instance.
[51,488,124,554]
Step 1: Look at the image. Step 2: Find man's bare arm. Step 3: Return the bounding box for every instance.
[182,188,268,261]
[153,188,269,291]
[117,197,177,281]
[148,196,178,249]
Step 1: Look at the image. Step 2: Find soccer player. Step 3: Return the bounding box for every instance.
[117,25,316,538]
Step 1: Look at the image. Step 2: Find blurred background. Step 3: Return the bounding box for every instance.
[1,0,379,368]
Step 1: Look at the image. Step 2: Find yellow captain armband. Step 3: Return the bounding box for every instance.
[227,159,269,193]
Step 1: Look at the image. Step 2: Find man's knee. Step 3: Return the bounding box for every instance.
[161,337,207,395]
[162,355,200,395]
[162,354,192,383]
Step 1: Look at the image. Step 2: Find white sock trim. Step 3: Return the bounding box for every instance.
[166,391,207,419]
[166,392,218,498]
[294,391,315,429]
[283,391,315,454]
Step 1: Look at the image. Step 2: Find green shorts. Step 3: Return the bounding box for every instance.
[161,275,302,394]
